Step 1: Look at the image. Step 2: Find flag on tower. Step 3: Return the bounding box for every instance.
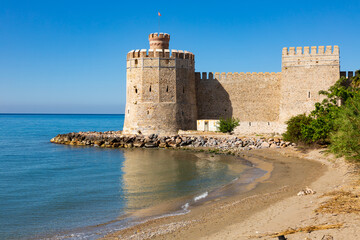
[158,12,161,16]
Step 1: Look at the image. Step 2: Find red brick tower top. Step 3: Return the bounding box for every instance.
[148,33,170,50]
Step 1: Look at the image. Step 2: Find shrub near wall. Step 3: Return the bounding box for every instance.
[283,70,360,161]
[330,73,360,161]
[282,114,312,143]
[218,118,240,133]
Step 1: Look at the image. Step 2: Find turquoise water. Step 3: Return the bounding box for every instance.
[0,114,260,239]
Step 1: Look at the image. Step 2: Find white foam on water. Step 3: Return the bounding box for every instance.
[194,191,208,202]
[181,202,189,211]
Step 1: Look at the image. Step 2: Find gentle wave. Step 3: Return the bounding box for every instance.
[181,202,190,211]
[194,191,208,202]
[231,177,239,182]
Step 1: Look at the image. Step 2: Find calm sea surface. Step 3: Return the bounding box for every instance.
[0,114,262,239]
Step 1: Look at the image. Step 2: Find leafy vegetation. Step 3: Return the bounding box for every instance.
[218,117,239,133]
[283,70,360,161]
[330,93,360,160]
[282,114,313,143]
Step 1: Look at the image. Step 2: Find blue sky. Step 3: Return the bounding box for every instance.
[1,0,359,113]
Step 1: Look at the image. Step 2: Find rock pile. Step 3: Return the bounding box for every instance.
[50,131,295,150]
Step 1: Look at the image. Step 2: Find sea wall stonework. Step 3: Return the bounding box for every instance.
[123,33,343,135]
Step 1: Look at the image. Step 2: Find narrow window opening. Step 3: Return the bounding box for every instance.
[224,109,227,112]
[149,86,151,92]
[135,88,138,93]
[249,122,251,126]
[128,109,129,114]
[147,110,149,115]
[134,59,138,65]
[166,86,168,92]
[268,122,270,126]
[308,91,311,98]
[183,87,185,94]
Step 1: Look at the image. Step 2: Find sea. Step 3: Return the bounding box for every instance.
[0,114,266,239]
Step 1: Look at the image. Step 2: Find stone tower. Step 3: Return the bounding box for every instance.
[122,33,197,135]
[279,46,340,123]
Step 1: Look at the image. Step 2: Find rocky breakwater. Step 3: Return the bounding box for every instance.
[50,131,295,150]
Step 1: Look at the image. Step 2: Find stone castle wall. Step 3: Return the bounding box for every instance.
[122,49,197,135]
[195,45,340,134]
[195,72,281,122]
[123,36,342,135]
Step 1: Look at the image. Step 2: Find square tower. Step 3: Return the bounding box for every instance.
[279,46,340,123]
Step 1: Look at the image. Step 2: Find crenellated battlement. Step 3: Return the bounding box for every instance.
[282,45,339,56]
[124,33,197,135]
[340,71,355,78]
[124,32,343,135]
[148,33,170,50]
[127,49,194,60]
[148,33,170,40]
[282,45,340,68]
[195,72,281,80]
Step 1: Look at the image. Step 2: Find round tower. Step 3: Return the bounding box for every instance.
[148,33,170,50]
[122,33,197,135]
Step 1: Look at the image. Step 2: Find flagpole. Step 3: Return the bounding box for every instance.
[158,12,160,33]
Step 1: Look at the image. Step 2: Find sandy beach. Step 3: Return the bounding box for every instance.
[101,147,360,240]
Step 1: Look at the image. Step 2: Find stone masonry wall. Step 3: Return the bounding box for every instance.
[195,45,340,134]
[195,72,282,122]
[279,45,340,123]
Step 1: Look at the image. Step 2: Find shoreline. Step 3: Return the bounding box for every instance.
[47,147,272,240]
[100,148,327,240]
[101,148,360,240]
[50,131,360,239]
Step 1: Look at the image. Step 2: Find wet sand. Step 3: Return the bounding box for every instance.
[102,148,338,240]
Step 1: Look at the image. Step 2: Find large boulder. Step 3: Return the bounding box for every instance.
[159,142,167,148]
[145,141,158,148]
[133,141,145,148]
[260,142,270,148]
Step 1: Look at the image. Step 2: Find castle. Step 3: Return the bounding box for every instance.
[123,33,353,135]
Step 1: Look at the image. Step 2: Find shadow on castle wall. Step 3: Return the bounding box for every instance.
[195,72,233,120]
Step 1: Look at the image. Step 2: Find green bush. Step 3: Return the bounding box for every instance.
[218,117,239,133]
[282,114,312,143]
[283,71,360,145]
[299,104,339,144]
[282,70,360,161]
[330,93,360,161]
[283,104,340,144]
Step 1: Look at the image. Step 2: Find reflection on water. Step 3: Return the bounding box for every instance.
[0,114,260,239]
[121,148,249,213]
